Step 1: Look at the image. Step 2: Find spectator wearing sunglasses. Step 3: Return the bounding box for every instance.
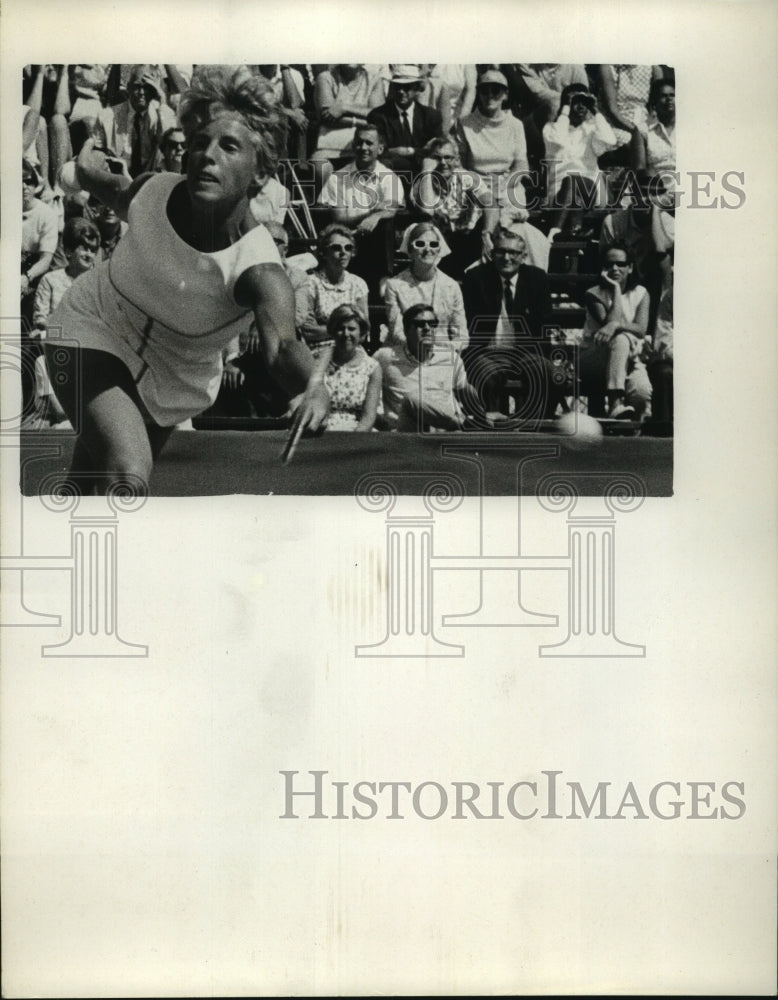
[413,138,483,280]
[300,223,369,358]
[579,242,652,420]
[366,66,443,184]
[373,303,470,431]
[318,123,404,343]
[383,222,468,353]
[159,127,187,173]
[456,70,529,237]
[98,65,176,177]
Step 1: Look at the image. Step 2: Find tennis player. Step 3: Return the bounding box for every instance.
[45,66,329,494]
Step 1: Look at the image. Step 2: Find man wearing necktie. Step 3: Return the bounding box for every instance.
[367,65,443,192]
[99,65,176,178]
[462,228,564,423]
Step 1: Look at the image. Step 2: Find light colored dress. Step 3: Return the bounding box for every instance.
[324,347,379,430]
[300,269,369,355]
[47,173,281,425]
[383,267,468,351]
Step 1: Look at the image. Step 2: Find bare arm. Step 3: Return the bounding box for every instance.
[599,66,637,135]
[630,127,648,172]
[23,65,45,151]
[356,363,382,431]
[455,65,477,121]
[164,65,188,96]
[235,263,329,431]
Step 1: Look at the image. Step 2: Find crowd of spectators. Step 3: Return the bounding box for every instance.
[21,62,675,436]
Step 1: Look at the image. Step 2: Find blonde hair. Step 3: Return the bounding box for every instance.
[179,66,286,176]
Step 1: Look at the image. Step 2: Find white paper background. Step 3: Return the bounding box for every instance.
[2,1,777,994]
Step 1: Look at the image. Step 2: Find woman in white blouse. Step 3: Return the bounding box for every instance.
[300,223,369,358]
[382,221,468,352]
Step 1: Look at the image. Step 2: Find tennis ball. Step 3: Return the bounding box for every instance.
[556,411,603,450]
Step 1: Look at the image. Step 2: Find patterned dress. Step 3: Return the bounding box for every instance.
[324,347,379,430]
[300,269,369,357]
[604,65,653,146]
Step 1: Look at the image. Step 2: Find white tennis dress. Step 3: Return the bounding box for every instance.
[48,172,281,425]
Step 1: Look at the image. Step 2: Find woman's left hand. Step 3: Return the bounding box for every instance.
[600,269,620,289]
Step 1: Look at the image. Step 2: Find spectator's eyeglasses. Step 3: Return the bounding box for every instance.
[412,318,438,329]
[166,140,187,150]
[479,85,507,97]
[411,239,440,250]
[494,247,523,257]
[606,260,630,268]
[327,242,354,253]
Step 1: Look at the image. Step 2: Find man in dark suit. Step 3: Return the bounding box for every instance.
[367,65,443,189]
[462,228,563,422]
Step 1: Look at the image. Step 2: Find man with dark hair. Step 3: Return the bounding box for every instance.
[159,127,186,173]
[373,304,470,430]
[318,123,405,344]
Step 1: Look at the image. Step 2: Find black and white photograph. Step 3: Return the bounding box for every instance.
[16,58,676,497]
[1,1,776,997]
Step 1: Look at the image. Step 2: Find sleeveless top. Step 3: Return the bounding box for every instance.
[48,172,281,425]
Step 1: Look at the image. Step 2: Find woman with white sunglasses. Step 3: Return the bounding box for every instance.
[382,221,468,352]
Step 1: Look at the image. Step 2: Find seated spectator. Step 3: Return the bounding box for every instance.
[456,70,529,240]
[542,84,618,238]
[423,64,477,133]
[21,160,58,332]
[29,217,101,426]
[311,64,382,168]
[631,77,676,205]
[647,263,673,432]
[600,171,674,333]
[249,65,308,160]
[596,64,663,165]
[92,204,126,260]
[33,217,100,331]
[159,127,187,173]
[462,228,563,421]
[366,65,443,184]
[516,63,590,125]
[383,222,468,352]
[512,64,589,173]
[318,123,404,339]
[491,212,550,271]
[323,304,382,431]
[413,137,483,279]
[579,242,652,419]
[374,304,470,431]
[98,64,176,177]
[69,64,110,126]
[265,222,309,334]
[300,223,369,357]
